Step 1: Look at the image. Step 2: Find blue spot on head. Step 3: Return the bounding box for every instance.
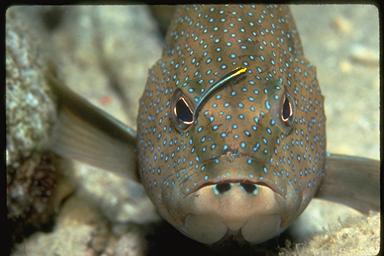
[252,143,260,152]
[265,100,271,110]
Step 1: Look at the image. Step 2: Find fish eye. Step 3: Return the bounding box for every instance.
[175,97,194,123]
[281,94,293,125]
[171,89,195,132]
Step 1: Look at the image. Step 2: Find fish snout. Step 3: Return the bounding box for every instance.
[179,181,284,244]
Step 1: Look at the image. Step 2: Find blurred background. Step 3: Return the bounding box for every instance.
[6,5,379,256]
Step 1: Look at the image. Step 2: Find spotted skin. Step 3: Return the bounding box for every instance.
[137,4,326,243]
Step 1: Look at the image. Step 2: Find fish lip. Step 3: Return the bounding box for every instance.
[186,178,282,198]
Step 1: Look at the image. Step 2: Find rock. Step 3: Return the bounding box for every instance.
[330,16,352,35]
[6,7,74,247]
[91,6,163,125]
[288,199,362,242]
[48,6,162,128]
[47,6,131,126]
[8,153,59,244]
[6,7,55,171]
[279,212,380,256]
[349,45,379,67]
[114,232,147,256]
[102,223,148,256]
[12,196,110,256]
[41,6,160,225]
[339,60,352,73]
[71,163,159,224]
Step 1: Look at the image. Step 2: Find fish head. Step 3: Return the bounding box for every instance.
[137,4,326,244]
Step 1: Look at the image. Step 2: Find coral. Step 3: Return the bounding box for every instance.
[6,7,74,248]
[44,6,160,224]
[6,6,56,242]
[279,212,380,256]
[6,7,55,169]
[47,6,162,128]
[7,153,57,242]
[11,196,110,256]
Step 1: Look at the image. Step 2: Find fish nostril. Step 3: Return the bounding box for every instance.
[214,183,231,194]
[240,183,258,194]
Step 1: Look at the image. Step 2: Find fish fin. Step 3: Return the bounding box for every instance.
[47,73,139,181]
[315,153,380,213]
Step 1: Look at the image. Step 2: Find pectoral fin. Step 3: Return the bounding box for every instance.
[316,153,380,213]
[47,73,139,181]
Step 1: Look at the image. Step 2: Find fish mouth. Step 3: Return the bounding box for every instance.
[161,154,298,245]
[188,178,282,198]
[181,151,284,199]
[179,175,286,244]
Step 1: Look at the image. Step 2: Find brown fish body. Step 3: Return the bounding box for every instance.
[137,4,326,243]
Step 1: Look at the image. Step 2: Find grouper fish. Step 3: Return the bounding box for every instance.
[47,4,380,244]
